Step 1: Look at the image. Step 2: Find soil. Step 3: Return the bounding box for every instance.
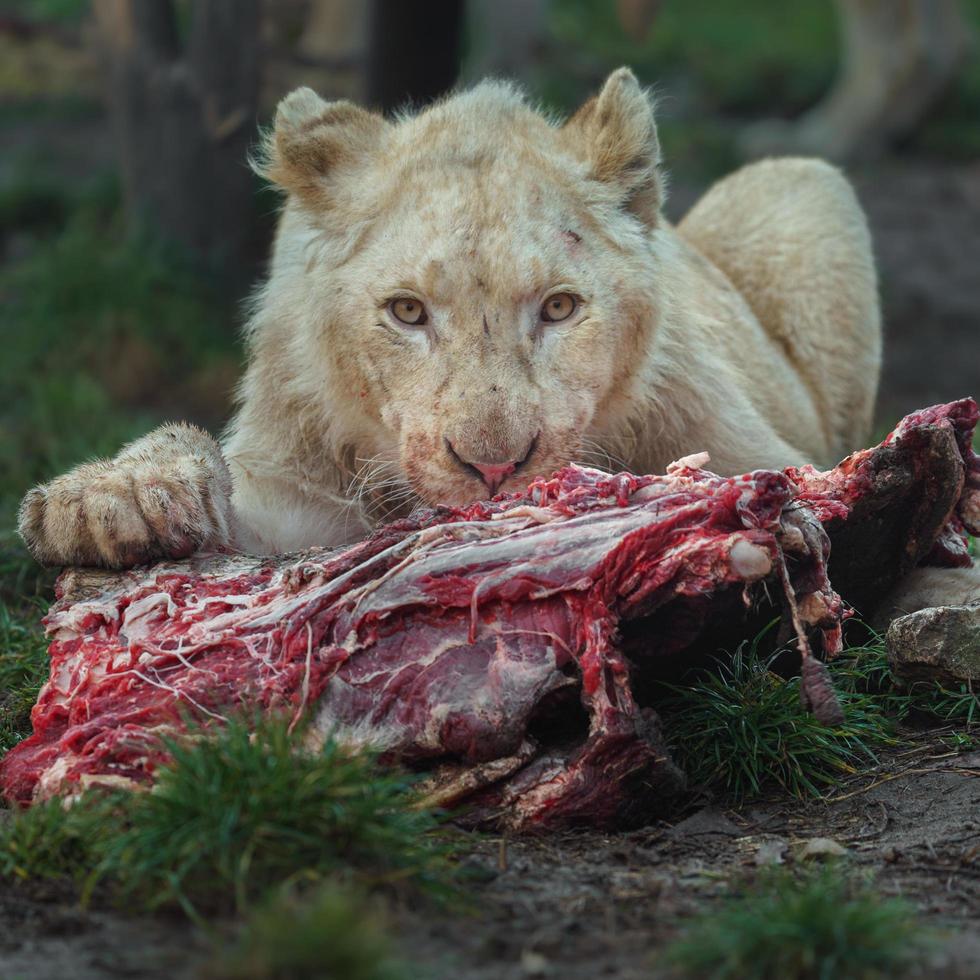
[0,874,204,980]
[398,732,980,979]
[2,731,978,979]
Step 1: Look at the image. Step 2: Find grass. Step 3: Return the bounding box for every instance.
[0,600,50,754]
[658,627,899,801]
[667,864,929,980]
[913,682,979,726]
[97,716,455,916]
[659,623,979,803]
[0,716,456,919]
[205,882,408,980]
[835,637,980,728]
[0,793,113,883]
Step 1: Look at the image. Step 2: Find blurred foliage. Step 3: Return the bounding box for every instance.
[549,0,838,113]
[94,717,455,917]
[0,34,95,101]
[546,0,980,179]
[0,0,96,103]
[545,0,837,180]
[0,166,241,594]
[0,717,453,972]
[667,864,930,979]
[205,882,409,980]
[0,0,88,21]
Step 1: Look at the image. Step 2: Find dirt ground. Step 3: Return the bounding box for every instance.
[400,733,980,979]
[2,731,978,979]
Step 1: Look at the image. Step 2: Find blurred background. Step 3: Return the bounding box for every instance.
[1,0,978,599]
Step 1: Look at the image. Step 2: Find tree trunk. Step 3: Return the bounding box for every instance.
[365,0,463,114]
[92,0,262,282]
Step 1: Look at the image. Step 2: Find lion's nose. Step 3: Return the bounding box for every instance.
[469,460,517,494]
[445,436,538,495]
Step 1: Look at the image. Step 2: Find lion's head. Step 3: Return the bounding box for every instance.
[254,68,664,512]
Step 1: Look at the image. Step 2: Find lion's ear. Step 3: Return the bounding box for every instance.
[256,87,389,209]
[563,68,662,226]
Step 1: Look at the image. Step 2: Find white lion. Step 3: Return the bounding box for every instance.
[20,68,883,569]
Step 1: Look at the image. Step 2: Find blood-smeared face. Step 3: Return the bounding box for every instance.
[331,164,656,509]
[278,76,663,514]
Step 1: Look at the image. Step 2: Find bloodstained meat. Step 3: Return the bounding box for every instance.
[2,399,977,829]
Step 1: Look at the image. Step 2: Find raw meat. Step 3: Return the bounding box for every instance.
[2,399,977,829]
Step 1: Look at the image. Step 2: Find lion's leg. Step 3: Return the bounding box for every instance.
[677,157,882,462]
[18,423,235,568]
[874,563,980,627]
[226,469,372,554]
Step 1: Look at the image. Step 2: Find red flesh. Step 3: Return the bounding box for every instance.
[2,400,977,829]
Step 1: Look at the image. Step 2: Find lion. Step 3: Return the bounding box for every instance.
[19,68,883,570]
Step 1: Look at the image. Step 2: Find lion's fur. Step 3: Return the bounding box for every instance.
[225,68,880,551]
[19,68,882,565]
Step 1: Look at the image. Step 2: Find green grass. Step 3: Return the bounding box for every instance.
[667,865,929,980]
[914,682,979,726]
[835,638,980,728]
[658,628,898,801]
[0,793,113,883]
[96,716,455,916]
[0,601,50,754]
[0,716,456,919]
[205,882,408,980]
[659,625,979,804]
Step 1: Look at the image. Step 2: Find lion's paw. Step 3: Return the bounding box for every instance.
[18,423,234,569]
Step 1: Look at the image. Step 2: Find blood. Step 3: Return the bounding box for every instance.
[2,399,976,829]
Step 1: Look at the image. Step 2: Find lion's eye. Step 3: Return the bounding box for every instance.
[540,293,577,323]
[389,298,428,326]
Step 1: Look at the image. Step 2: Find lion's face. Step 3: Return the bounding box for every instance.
[262,71,662,508]
[332,166,656,507]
